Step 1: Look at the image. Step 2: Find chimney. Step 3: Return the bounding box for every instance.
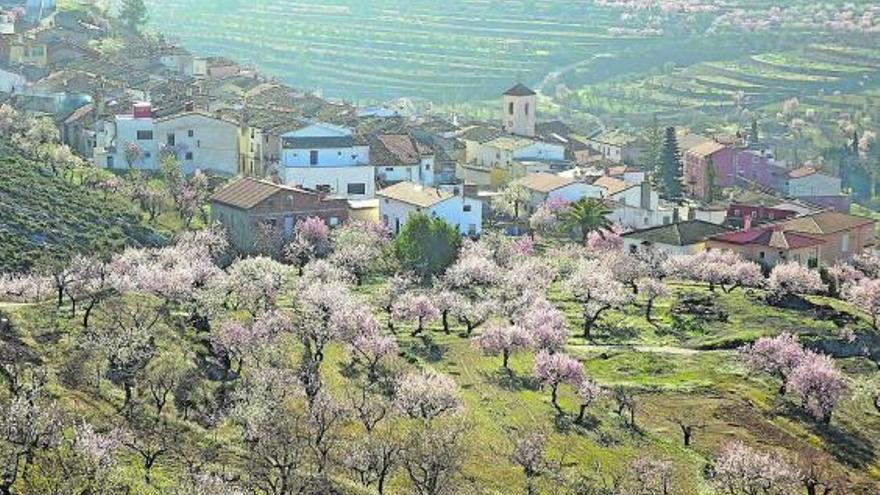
[133,102,152,119]
[640,180,651,210]
[743,214,752,231]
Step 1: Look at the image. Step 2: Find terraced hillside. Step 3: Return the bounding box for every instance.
[143,1,880,105]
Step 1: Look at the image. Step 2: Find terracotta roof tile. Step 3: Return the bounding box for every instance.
[377,182,453,208]
[515,173,575,193]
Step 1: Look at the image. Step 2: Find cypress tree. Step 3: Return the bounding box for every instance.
[660,126,683,201]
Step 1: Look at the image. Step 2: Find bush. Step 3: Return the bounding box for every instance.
[393,213,461,280]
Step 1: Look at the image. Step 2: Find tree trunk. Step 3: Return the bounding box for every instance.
[550,384,560,411]
[682,428,691,447]
[502,351,510,370]
[442,311,450,334]
[645,299,654,322]
[82,299,97,327]
[577,404,587,423]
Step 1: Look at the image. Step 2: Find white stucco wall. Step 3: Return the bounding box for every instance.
[787,174,841,197]
[380,195,483,236]
[283,166,376,199]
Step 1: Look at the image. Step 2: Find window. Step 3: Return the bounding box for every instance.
[383,215,389,225]
[166,133,175,146]
[347,183,366,195]
[316,184,331,194]
[385,167,394,172]
[468,224,477,236]
[508,102,514,115]
[524,103,529,116]
[329,217,340,227]
[842,233,850,253]
[337,151,342,156]
[136,130,153,140]
[185,152,193,161]
[310,150,319,166]
[759,251,765,259]
[144,152,152,158]
[425,164,431,170]
[188,130,194,137]
[463,204,472,212]
[106,156,114,168]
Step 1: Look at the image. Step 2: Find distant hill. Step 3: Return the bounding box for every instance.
[0,148,161,272]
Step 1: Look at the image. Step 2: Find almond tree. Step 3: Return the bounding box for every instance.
[330,220,391,285]
[788,352,847,423]
[510,432,547,495]
[845,277,880,329]
[516,297,568,352]
[767,262,825,305]
[576,378,602,423]
[534,351,583,411]
[402,422,467,495]
[349,331,398,383]
[224,257,289,317]
[285,217,331,273]
[474,324,533,371]
[636,277,669,323]
[0,381,62,494]
[712,441,799,495]
[394,370,461,422]
[566,260,632,340]
[739,333,806,395]
[393,293,440,337]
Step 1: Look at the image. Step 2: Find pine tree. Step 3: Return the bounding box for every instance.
[120,0,148,30]
[660,126,683,201]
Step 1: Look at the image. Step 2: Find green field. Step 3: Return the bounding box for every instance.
[3,270,879,492]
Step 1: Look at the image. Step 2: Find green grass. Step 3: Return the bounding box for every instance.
[7,272,879,492]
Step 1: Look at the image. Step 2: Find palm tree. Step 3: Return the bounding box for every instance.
[561,198,611,243]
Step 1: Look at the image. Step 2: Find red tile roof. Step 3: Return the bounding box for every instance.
[710,227,824,250]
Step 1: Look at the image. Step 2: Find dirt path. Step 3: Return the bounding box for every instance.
[569,344,709,356]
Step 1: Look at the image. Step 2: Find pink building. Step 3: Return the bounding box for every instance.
[684,141,787,200]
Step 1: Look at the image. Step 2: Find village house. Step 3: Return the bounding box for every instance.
[597,177,676,230]
[514,172,604,211]
[783,166,849,212]
[377,181,483,236]
[707,211,875,267]
[210,177,349,254]
[585,129,646,165]
[370,133,435,186]
[622,220,732,256]
[278,122,374,199]
[707,224,825,268]
[683,139,787,201]
[95,103,241,175]
[726,203,800,229]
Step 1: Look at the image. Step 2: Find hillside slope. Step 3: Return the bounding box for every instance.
[0,151,160,272]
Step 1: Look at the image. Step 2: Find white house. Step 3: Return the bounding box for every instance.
[279,123,374,199]
[622,220,732,256]
[377,181,483,237]
[586,129,646,164]
[466,135,565,168]
[371,134,435,186]
[514,172,604,211]
[785,167,842,197]
[597,178,675,230]
[95,104,241,175]
[0,66,26,94]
